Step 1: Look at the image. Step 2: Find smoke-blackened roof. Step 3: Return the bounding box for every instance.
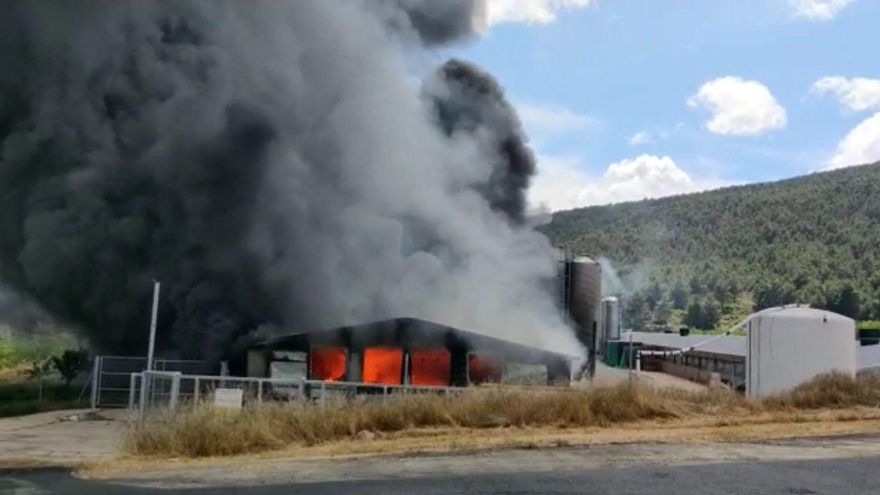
[254,317,580,362]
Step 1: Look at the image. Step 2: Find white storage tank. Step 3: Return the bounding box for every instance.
[746,306,856,398]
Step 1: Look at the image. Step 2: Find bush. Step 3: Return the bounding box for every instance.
[0,332,79,370]
[857,320,880,331]
[51,349,89,387]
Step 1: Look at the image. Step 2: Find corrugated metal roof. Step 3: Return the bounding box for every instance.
[617,331,746,358]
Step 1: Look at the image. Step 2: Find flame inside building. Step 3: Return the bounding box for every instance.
[237,317,576,387]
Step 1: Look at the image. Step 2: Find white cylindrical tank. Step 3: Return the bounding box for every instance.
[746,306,856,398]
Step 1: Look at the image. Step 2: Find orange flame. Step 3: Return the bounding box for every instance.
[310,347,346,381]
[410,349,451,386]
[362,347,403,384]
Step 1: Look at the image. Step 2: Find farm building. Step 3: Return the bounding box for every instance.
[611,330,747,390]
[235,317,578,387]
[610,306,859,397]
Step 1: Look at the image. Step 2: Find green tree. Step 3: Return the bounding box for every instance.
[625,293,652,331]
[702,295,722,329]
[27,359,53,401]
[753,280,789,310]
[689,276,707,296]
[670,282,689,310]
[827,284,860,319]
[644,283,663,311]
[51,349,88,388]
[541,162,880,322]
[684,300,704,329]
[653,295,673,326]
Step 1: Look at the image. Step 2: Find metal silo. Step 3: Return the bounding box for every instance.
[558,253,602,373]
[600,296,621,343]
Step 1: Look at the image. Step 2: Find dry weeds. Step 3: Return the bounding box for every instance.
[124,373,880,458]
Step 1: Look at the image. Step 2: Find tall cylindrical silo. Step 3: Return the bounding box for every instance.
[568,256,602,354]
[601,296,621,343]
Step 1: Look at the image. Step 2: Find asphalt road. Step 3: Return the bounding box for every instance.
[3,455,880,495]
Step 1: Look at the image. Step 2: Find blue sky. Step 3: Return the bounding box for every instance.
[446,0,880,210]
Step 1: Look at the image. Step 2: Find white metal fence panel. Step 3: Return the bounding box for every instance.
[132,371,466,419]
[91,355,218,408]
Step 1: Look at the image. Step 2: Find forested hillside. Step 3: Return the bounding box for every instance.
[540,162,880,330]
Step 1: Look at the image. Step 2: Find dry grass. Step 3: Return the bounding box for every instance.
[125,373,880,458]
[762,373,880,409]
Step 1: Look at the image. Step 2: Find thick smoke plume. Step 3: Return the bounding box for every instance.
[0,1,579,358]
[424,59,536,224]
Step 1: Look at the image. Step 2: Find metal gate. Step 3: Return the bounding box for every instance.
[90,355,218,408]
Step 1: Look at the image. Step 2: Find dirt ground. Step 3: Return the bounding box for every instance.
[584,362,708,391]
[0,408,128,468]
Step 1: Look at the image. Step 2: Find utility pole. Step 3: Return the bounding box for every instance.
[146,280,160,371]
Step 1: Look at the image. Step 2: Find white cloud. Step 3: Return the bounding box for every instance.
[478,0,593,27]
[827,112,880,169]
[811,76,880,112]
[790,0,856,20]
[529,154,731,211]
[688,77,787,136]
[515,102,595,140]
[628,131,654,146]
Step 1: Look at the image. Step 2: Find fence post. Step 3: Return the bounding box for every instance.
[138,372,150,420]
[90,356,101,409]
[257,380,263,405]
[169,373,180,411]
[128,373,138,410]
[299,378,305,399]
[193,377,200,406]
[320,382,326,409]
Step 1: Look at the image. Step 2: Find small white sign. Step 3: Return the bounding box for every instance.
[213,388,243,410]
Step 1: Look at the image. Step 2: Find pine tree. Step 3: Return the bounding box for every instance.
[654,295,673,326]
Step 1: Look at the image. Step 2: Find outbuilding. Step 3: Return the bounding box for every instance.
[613,306,858,397]
[234,317,577,388]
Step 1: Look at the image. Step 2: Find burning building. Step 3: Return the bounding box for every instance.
[235,317,577,387]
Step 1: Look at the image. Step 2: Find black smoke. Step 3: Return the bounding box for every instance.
[0,286,49,333]
[424,59,537,224]
[0,1,578,359]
